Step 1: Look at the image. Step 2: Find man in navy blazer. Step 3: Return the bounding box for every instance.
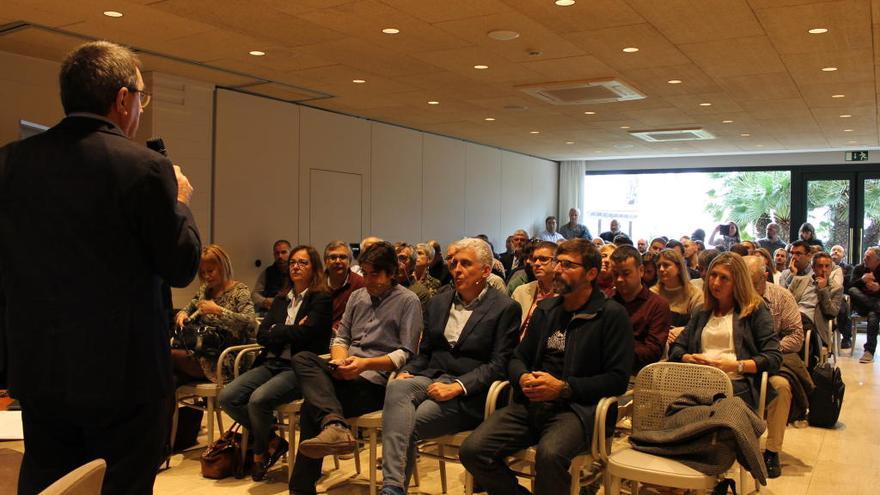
[0,41,200,494]
[378,238,520,495]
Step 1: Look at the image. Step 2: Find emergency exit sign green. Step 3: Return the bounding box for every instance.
[846,151,868,161]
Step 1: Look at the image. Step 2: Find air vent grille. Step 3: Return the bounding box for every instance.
[629,128,716,142]
[517,78,645,105]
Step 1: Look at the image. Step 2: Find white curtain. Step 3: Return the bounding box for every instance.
[558,160,586,220]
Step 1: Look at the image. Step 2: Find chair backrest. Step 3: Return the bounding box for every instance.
[632,362,733,432]
[39,459,106,495]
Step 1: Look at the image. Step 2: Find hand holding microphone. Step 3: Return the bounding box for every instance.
[146,137,193,205]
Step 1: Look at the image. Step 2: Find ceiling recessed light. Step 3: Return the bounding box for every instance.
[848,140,857,144]
[103,10,123,18]
[584,111,596,115]
[808,28,828,34]
[667,79,682,84]
[484,117,495,121]
[620,126,630,129]
[487,30,520,41]
[844,129,854,132]
[427,101,439,105]
[530,131,541,134]
[756,144,764,148]
[740,133,751,137]
[622,47,639,53]
[722,120,734,123]
[840,114,852,118]
[832,94,846,98]
[473,64,489,70]
[352,79,366,84]
[565,141,575,144]
[555,0,576,6]
[822,67,838,72]
[699,102,712,107]
[249,50,266,56]
[382,27,400,34]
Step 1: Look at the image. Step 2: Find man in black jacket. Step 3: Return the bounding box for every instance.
[461,239,633,495]
[849,246,880,363]
[0,41,201,494]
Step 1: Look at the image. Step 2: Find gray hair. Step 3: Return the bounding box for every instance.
[513,229,529,238]
[569,207,581,215]
[360,236,383,253]
[60,40,141,115]
[452,238,494,267]
[415,243,433,259]
[868,246,880,258]
[323,240,352,261]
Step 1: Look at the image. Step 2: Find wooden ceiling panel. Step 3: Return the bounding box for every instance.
[781,49,875,85]
[149,29,271,64]
[2,0,92,27]
[302,37,443,78]
[621,107,699,128]
[799,80,876,108]
[679,36,786,78]
[296,0,470,54]
[432,11,586,63]
[501,0,645,34]
[378,0,511,23]
[755,0,872,55]
[564,24,691,71]
[239,82,327,101]
[739,98,813,119]
[209,47,335,74]
[715,72,802,102]
[519,55,619,82]
[257,0,358,17]
[662,93,746,115]
[409,46,546,85]
[0,27,79,63]
[628,0,764,44]
[622,64,723,97]
[137,53,258,87]
[391,71,512,100]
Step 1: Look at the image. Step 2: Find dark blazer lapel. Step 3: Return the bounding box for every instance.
[453,290,494,349]
[431,289,456,340]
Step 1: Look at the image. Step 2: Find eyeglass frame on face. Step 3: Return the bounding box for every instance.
[554,257,584,270]
[325,254,348,262]
[531,254,556,265]
[289,259,311,268]
[126,86,151,109]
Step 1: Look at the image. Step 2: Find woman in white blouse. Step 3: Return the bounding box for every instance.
[668,252,782,409]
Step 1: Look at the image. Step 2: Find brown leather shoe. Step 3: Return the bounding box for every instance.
[298,423,356,459]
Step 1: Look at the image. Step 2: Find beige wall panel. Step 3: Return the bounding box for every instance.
[500,151,535,239]
[298,106,371,245]
[0,51,63,146]
[532,159,559,236]
[214,88,299,302]
[421,134,467,248]
[464,143,502,247]
[370,123,423,244]
[310,169,362,254]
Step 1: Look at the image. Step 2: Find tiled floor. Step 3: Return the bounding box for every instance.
[2,333,878,494]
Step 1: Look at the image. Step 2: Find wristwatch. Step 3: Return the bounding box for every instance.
[559,381,573,399]
[736,360,745,374]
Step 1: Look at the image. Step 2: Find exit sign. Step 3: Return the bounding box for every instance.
[846,151,869,161]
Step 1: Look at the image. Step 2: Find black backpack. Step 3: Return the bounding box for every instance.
[808,361,845,428]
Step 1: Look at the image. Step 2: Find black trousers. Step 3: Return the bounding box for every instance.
[289,352,386,495]
[18,396,170,495]
[849,287,880,353]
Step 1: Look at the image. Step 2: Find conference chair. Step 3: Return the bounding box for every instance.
[39,459,106,495]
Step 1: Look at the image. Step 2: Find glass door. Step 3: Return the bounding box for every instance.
[805,177,852,254]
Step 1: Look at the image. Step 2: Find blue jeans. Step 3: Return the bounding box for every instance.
[381,375,477,491]
[217,358,300,454]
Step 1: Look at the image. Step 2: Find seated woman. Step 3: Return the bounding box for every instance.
[511,241,557,340]
[652,249,704,344]
[798,222,824,250]
[173,244,257,384]
[668,252,782,410]
[218,245,332,481]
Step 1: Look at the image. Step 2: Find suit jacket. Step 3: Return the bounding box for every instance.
[0,115,201,406]
[401,287,520,422]
[255,290,332,366]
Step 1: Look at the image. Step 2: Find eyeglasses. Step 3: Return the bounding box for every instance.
[791,251,808,257]
[126,87,151,109]
[397,255,411,262]
[325,254,348,262]
[289,259,310,268]
[531,255,555,265]
[554,258,584,270]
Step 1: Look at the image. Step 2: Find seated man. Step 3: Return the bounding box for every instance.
[599,218,622,243]
[744,256,803,478]
[812,252,843,348]
[779,241,818,331]
[512,241,558,340]
[610,246,671,375]
[830,244,854,348]
[289,242,422,495]
[394,242,433,307]
[500,229,529,276]
[558,207,592,240]
[323,240,364,332]
[351,236,383,275]
[757,222,786,253]
[252,239,291,315]
[444,241,506,294]
[427,239,452,285]
[849,246,880,363]
[537,216,565,243]
[379,238,520,495]
[460,239,633,495]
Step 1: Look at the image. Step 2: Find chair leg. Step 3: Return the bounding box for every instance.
[214,399,224,437]
[465,471,474,495]
[241,428,250,469]
[369,427,378,495]
[169,398,179,453]
[569,457,584,495]
[438,444,448,494]
[288,412,296,481]
[206,397,215,445]
[412,453,421,487]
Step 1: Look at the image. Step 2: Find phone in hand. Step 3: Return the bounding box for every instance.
[326,361,339,371]
[718,224,731,236]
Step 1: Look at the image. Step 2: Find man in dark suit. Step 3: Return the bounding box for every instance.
[461,239,633,495]
[0,41,201,494]
[499,229,529,278]
[378,238,520,495]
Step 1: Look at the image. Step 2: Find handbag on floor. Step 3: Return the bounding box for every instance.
[200,423,242,479]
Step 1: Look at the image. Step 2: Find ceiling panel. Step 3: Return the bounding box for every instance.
[622,64,724,97]
[501,0,645,34]
[518,55,618,81]
[564,24,691,70]
[379,0,511,23]
[679,36,787,78]
[628,0,765,43]
[715,72,802,101]
[409,46,546,85]
[755,0,872,55]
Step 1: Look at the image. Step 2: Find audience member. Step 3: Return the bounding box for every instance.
[613,233,633,246]
[691,228,706,243]
[379,239,520,495]
[611,246,672,374]
[395,242,432,307]
[447,242,506,294]
[741,240,757,255]
[252,240,291,316]
[289,242,422,494]
[690,248,722,292]
[651,249,703,328]
[648,237,667,254]
[812,251,843,348]
[798,222,824,250]
[830,244,854,348]
[757,223,787,253]
[592,237,606,248]
[598,243,617,297]
[538,216,565,243]
[0,40,202,494]
[755,248,776,284]
[641,251,659,289]
[848,246,880,363]
[506,240,536,295]
[779,241,818,328]
[500,229,529,276]
[413,242,442,296]
[683,239,700,274]
[742,256,803,478]
[173,244,257,384]
[460,239,633,495]
[599,218,623,243]
[427,239,452,285]
[512,241,558,340]
[352,236,384,276]
[218,245,331,481]
[667,239,699,279]
[708,221,741,251]
[729,243,750,257]
[324,241,365,332]
[637,238,648,254]
[774,248,788,275]
[559,207,592,240]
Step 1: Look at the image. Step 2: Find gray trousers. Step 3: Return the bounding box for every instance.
[381,375,478,490]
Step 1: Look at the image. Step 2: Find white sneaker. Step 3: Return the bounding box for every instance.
[859,351,874,363]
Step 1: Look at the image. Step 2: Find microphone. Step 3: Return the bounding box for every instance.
[146,137,167,157]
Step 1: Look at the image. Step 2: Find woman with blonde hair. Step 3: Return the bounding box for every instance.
[651,248,703,328]
[669,252,782,409]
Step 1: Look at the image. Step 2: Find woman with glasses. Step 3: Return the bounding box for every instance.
[511,241,558,340]
[217,245,332,481]
[669,252,782,409]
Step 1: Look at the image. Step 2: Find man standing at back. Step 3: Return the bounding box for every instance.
[0,41,201,494]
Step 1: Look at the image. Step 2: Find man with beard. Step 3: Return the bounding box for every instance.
[252,240,292,316]
[460,239,633,495]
